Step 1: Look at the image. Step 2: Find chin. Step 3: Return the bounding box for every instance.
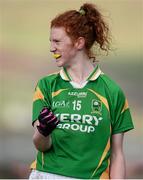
[56,64,63,67]
[55,59,67,67]
[56,61,65,67]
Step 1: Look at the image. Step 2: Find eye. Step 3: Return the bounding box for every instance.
[50,39,61,44]
[54,40,60,43]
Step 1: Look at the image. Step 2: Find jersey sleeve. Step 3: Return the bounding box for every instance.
[111,88,134,135]
[32,78,51,125]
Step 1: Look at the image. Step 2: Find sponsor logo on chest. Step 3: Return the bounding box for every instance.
[68,91,87,98]
[56,113,103,133]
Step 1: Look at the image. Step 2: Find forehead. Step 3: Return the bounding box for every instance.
[50,27,70,40]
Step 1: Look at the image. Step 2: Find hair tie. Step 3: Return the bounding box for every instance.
[79,8,86,16]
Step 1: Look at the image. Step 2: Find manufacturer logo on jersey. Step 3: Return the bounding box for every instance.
[91,99,102,114]
[68,91,87,98]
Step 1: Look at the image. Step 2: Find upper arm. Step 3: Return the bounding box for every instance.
[32,79,51,125]
[111,87,134,135]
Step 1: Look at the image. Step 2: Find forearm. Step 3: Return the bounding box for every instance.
[32,120,52,152]
[110,152,126,179]
[33,129,52,152]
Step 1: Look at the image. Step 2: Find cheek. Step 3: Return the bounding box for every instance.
[62,44,76,58]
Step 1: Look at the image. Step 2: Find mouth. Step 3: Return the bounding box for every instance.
[53,53,62,59]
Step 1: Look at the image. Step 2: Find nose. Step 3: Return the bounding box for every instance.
[50,42,56,53]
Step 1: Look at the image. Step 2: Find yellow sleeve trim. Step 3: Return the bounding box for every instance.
[33,86,44,102]
[121,99,129,114]
[52,89,68,98]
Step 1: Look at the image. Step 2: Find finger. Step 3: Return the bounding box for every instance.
[40,107,50,115]
[38,109,51,120]
[42,112,53,121]
[46,116,57,123]
[54,119,60,125]
[48,118,59,127]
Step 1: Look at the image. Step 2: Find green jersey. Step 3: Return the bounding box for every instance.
[31,65,134,179]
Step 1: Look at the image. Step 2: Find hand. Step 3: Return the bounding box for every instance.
[37,107,59,137]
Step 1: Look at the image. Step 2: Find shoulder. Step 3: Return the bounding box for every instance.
[38,71,60,84]
[35,71,60,90]
[99,72,127,112]
[99,72,123,94]
[99,72,126,102]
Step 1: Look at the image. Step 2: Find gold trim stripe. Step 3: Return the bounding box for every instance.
[88,89,109,112]
[90,125,111,178]
[90,68,101,81]
[121,99,129,113]
[33,87,44,102]
[60,69,70,81]
[90,137,110,178]
[52,89,68,98]
[100,159,110,179]
[30,160,37,169]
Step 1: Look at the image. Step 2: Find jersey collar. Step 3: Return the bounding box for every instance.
[60,65,102,82]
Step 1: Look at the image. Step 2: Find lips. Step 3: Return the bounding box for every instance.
[53,53,61,59]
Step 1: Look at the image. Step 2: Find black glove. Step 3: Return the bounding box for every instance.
[37,107,59,137]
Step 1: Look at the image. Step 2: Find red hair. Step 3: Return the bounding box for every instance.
[51,3,111,59]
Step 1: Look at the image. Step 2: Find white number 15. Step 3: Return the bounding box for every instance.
[72,100,82,111]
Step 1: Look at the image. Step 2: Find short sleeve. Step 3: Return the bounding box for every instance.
[111,88,134,135]
[32,79,51,125]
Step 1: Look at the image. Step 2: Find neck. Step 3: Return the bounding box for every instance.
[65,53,97,84]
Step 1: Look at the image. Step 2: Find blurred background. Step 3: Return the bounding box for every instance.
[0,0,143,178]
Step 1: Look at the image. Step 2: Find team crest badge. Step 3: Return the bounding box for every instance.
[91,99,102,114]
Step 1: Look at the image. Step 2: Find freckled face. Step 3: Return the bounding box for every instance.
[50,27,78,67]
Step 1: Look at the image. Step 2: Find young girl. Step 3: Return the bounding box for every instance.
[29,3,134,179]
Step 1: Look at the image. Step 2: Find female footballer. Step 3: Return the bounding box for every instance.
[29,3,134,179]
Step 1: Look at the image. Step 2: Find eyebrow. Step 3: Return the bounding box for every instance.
[49,38,61,42]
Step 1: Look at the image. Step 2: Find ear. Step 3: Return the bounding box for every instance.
[74,37,85,50]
